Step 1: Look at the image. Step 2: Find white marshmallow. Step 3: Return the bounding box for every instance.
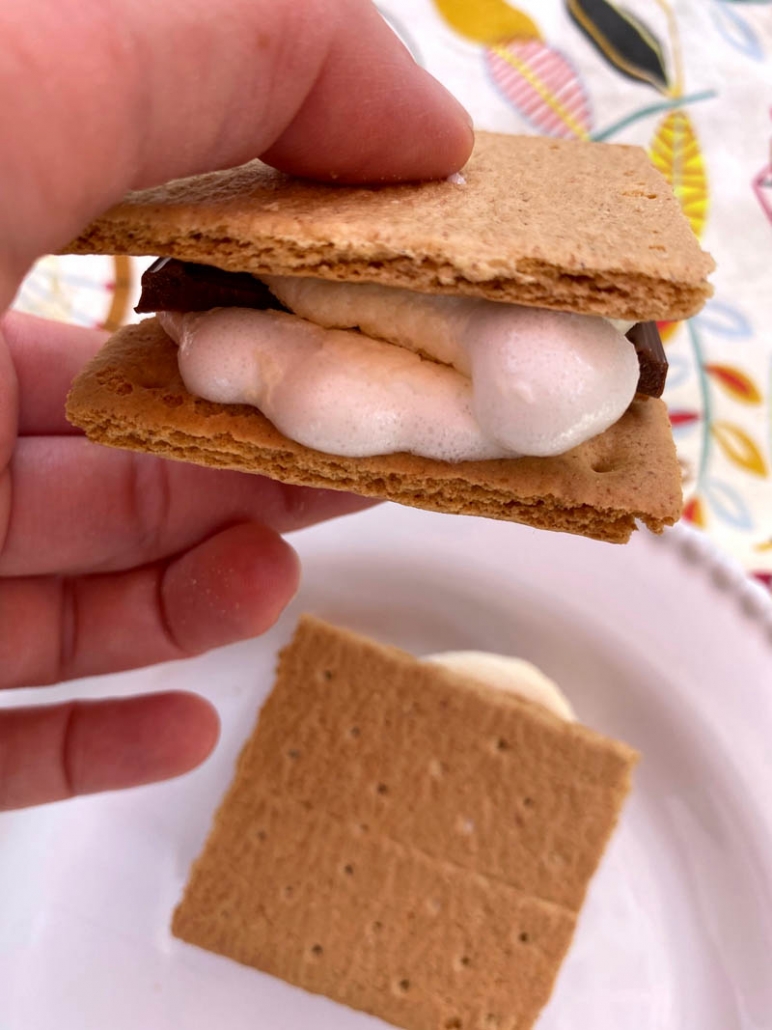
[422,651,575,721]
[465,303,639,455]
[263,277,640,457]
[162,308,506,462]
[262,275,475,373]
[162,277,640,463]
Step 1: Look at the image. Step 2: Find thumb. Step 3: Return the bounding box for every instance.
[0,0,472,297]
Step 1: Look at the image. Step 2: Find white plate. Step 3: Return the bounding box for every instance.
[2,506,772,1030]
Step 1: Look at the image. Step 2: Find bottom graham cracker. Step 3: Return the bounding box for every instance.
[172,617,638,1030]
[65,318,683,544]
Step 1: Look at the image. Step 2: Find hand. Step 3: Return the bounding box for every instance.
[0,0,473,809]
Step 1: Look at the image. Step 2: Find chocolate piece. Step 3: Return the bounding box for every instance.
[626,322,668,398]
[135,257,285,314]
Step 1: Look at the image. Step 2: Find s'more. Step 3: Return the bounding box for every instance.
[172,616,637,1030]
[64,132,714,542]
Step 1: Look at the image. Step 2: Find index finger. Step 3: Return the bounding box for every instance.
[3,311,107,435]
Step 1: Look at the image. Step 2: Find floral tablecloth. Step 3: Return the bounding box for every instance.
[12,0,772,583]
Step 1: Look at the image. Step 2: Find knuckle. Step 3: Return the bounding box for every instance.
[122,453,172,564]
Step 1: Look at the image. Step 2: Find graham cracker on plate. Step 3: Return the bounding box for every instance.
[172,616,638,1030]
[65,317,683,544]
[64,132,713,321]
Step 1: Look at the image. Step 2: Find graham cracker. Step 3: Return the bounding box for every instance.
[64,132,713,321]
[172,616,638,1030]
[65,318,683,544]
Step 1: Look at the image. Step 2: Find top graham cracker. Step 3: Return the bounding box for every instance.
[65,132,713,321]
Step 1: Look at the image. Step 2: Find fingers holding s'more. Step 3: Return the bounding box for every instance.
[0,433,370,578]
[2,311,107,436]
[0,0,473,308]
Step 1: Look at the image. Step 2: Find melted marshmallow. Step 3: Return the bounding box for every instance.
[162,308,505,462]
[423,651,575,721]
[163,278,639,462]
[263,277,640,456]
